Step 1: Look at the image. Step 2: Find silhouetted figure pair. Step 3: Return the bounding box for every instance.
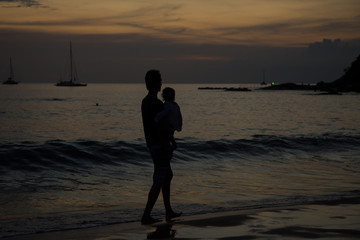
[141,69,182,225]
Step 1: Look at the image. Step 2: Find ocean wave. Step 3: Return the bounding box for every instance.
[0,140,150,173]
[1,134,359,172]
[1,134,359,238]
[177,134,360,160]
[39,98,67,102]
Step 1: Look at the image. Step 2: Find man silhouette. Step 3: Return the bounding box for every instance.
[141,69,181,225]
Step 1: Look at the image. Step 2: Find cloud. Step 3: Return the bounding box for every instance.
[177,56,231,61]
[114,22,187,35]
[212,15,360,46]
[307,38,360,55]
[308,15,360,34]
[1,2,359,46]
[120,4,182,19]
[1,28,360,85]
[0,3,185,36]
[0,0,47,8]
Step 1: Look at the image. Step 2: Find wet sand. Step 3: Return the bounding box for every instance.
[5,203,360,240]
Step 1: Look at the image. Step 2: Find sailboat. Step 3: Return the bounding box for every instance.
[56,41,87,87]
[3,57,18,85]
[260,70,267,85]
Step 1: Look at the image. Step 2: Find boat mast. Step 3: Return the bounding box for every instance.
[9,57,14,80]
[263,70,265,83]
[70,41,73,83]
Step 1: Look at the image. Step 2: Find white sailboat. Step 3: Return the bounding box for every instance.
[260,70,267,85]
[56,41,87,87]
[3,57,18,85]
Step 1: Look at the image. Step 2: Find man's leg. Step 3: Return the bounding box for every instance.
[142,147,163,224]
[162,172,173,214]
[142,182,161,224]
[162,169,182,222]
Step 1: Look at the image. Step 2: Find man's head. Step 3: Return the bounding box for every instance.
[145,69,162,91]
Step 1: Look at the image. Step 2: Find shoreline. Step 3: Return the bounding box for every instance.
[4,202,360,240]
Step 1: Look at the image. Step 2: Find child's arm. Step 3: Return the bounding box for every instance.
[154,104,170,123]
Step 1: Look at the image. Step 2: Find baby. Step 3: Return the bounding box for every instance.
[154,87,182,150]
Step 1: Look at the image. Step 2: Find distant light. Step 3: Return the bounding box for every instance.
[271,82,275,85]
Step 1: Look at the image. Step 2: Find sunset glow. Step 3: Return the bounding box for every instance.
[1,0,359,46]
[1,0,359,83]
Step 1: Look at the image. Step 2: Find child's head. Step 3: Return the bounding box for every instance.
[162,87,175,102]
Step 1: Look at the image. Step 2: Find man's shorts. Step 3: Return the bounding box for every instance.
[150,144,173,183]
[153,164,173,184]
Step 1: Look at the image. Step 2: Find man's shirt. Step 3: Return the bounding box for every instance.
[141,94,164,148]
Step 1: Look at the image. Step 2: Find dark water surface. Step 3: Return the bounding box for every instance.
[1,84,359,237]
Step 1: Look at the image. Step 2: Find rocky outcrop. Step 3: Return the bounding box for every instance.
[316,54,360,93]
[260,54,360,93]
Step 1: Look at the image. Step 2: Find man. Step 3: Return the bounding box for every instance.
[141,69,181,225]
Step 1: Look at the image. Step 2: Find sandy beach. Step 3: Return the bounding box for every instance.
[4,202,359,240]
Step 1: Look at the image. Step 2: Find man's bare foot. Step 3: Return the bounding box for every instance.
[141,215,161,225]
[166,211,182,222]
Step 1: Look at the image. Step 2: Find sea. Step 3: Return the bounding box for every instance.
[0,83,359,237]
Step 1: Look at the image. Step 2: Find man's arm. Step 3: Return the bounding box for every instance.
[170,134,177,150]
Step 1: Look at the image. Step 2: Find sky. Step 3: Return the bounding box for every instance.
[0,0,360,83]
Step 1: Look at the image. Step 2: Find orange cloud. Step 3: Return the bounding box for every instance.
[178,55,231,61]
[0,0,359,46]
